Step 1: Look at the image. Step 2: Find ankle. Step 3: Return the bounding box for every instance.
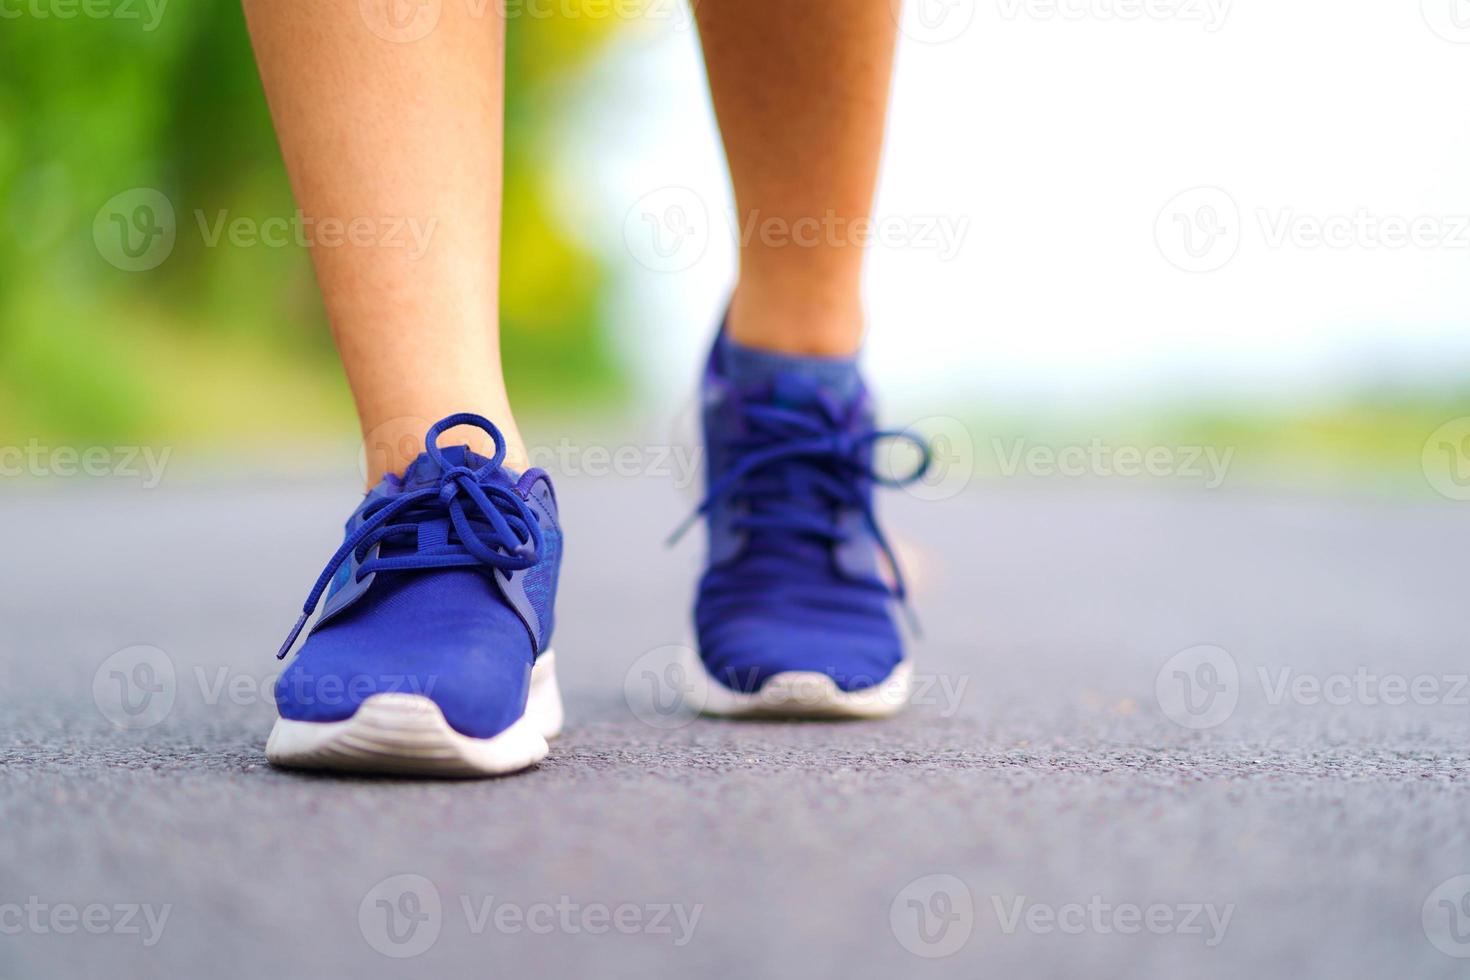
[727,281,865,356]
[360,411,529,486]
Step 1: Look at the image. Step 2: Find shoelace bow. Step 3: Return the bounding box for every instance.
[669,394,932,603]
[277,413,542,659]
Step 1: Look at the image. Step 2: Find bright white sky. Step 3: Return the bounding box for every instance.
[555,0,1470,415]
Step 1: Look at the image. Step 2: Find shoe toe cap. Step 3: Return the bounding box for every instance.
[275,581,536,740]
[696,614,904,694]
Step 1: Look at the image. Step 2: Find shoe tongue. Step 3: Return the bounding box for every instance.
[399,445,508,490]
[769,372,831,410]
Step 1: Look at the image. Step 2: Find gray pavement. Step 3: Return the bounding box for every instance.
[4,456,1470,979]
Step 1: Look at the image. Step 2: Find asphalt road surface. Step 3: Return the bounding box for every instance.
[4,453,1470,979]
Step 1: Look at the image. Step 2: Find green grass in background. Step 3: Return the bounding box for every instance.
[1,2,1466,493]
[948,386,1470,497]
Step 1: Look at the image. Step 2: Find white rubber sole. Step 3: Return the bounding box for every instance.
[679,645,913,719]
[266,650,564,778]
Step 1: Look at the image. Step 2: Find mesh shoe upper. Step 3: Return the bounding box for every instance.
[274,415,562,739]
[692,336,927,693]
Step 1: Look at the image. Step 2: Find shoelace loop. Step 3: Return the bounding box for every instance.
[669,396,931,603]
[276,413,541,659]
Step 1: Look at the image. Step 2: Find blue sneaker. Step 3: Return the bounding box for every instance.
[677,330,930,718]
[266,413,564,776]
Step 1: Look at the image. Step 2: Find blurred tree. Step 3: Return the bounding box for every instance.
[0,0,625,446]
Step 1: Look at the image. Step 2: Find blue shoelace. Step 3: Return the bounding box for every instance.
[671,394,932,602]
[277,413,541,659]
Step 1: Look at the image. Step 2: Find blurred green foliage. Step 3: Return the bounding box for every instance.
[0,0,624,447]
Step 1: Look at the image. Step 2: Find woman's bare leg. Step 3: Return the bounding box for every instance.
[242,0,521,483]
[694,0,900,356]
